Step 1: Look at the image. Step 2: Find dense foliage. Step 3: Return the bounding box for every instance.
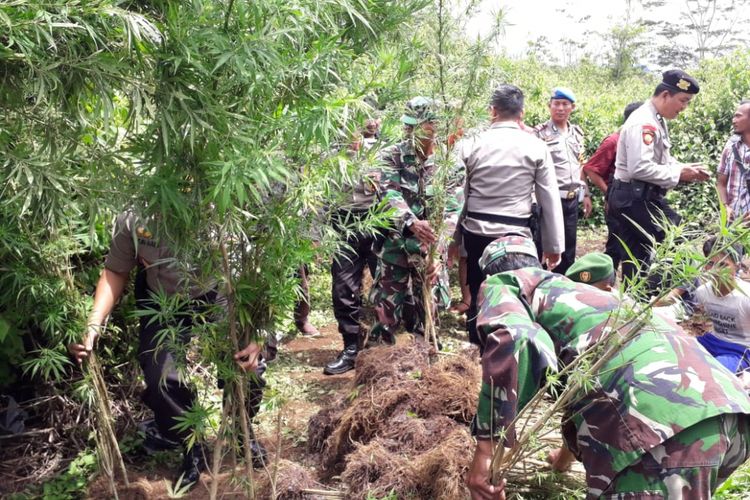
[3,0,750,495]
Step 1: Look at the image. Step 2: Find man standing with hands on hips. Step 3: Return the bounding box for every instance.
[608,69,710,287]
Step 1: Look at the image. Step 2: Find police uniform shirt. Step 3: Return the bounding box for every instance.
[341,137,382,211]
[104,211,209,298]
[534,120,585,194]
[614,101,681,189]
[458,121,564,254]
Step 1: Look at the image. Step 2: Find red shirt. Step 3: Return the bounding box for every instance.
[583,132,619,188]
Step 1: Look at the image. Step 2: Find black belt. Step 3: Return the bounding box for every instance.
[611,179,666,200]
[466,211,531,227]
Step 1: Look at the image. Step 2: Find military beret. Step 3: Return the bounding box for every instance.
[565,253,614,284]
[479,235,538,273]
[661,69,700,94]
[550,87,576,103]
[401,96,438,126]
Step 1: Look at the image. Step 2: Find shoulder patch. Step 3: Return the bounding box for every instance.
[533,122,549,138]
[642,124,656,146]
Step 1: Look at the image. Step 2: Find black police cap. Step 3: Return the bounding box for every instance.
[661,69,700,94]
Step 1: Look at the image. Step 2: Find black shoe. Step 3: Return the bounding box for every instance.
[138,419,179,455]
[323,346,358,375]
[249,439,267,469]
[237,437,268,469]
[173,444,208,492]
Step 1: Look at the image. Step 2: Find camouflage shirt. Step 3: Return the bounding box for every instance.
[475,267,750,492]
[378,139,462,252]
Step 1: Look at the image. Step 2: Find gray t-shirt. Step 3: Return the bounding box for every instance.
[695,279,750,346]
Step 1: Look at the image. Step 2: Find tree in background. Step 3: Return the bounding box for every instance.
[604,0,646,79]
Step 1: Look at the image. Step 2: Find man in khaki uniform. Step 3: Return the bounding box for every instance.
[534,87,592,275]
[456,84,564,345]
[68,211,266,490]
[325,121,384,375]
[609,69,710,286]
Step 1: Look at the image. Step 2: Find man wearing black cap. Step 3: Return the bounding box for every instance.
[534,87,592,275]
[609,69,710,287]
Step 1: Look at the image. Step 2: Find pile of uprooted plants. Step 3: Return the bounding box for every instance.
[307,342,481,499]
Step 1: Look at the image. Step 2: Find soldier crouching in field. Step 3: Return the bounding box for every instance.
[466,235,750,500]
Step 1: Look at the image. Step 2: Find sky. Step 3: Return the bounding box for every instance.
[460,0,719,64]
[464,0,630,59]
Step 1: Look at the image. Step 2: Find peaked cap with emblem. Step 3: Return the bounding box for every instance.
[661,69,700,95]
[565,252,614,284]
[479,234,538,274]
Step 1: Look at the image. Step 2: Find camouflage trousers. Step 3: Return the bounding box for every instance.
[595,413,750,499]
[369,234,449,342]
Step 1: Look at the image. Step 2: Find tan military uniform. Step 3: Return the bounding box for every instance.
[614,101,681,189]
[104,211,209,298]
[458,121,564,253]
[534,120,585,196]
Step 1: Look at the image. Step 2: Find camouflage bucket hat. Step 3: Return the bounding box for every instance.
[479,235,538,273]
[401,96,438,126]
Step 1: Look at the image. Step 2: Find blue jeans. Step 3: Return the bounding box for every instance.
[697,332,750,374]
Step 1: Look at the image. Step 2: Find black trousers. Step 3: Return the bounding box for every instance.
[134,269,265,444]
[463,229,500,347]
[611,197,681,287]
[533,198,578,275]
[331,211,381,348]
[604,207,622,272]
[556,198,579,275]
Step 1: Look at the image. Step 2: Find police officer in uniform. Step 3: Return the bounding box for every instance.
[534,87,592,275]
[68,211,266,490]
[325,123,383,375]
[457,84,564,345]
[609,70,710,286]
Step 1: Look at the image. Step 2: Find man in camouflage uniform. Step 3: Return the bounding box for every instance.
[466,235,750,499]
[369,97,459,343]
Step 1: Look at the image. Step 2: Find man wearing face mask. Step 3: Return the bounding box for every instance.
[609,69,710,286]
[368,97,458,345]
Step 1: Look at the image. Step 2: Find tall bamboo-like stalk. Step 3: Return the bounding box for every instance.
[87,350,129,498]
[211,240,255,500]
[418,0,506,350]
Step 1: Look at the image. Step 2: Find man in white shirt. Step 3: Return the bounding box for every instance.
[694,236,750,376]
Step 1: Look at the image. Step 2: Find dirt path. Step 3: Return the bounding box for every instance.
[87,320,592,499]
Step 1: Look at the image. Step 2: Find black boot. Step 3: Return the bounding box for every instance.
[323,345,358,375]
[237,437,268,469]
[173,443,208,492]
[249,439,267,469]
